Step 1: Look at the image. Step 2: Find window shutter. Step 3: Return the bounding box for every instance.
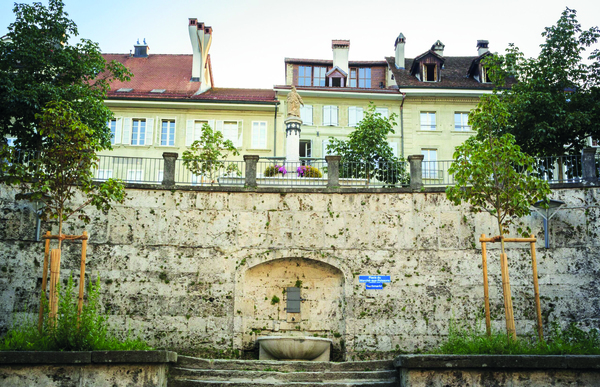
[114,117,123,144]
[145,118,154,146]
[208,119,215,129]
[323,106,331,126]
[388,141,398,157]
[332,106,338,126]
[306,105,313,125]
[155,116,161,144]
[376,107,389,118]
[122,118,132,145]
[251,122,259,148]
[322,139,330,157]
[286,287,301,313]
[237,121,243,148]
[349,106,356,127]
[171,119,177,145]
[185,120,194,146]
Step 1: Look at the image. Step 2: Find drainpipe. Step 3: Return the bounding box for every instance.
[400,92,406,159]
[273,102,279,157]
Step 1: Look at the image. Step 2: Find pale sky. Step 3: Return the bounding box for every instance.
[1,0,599,89]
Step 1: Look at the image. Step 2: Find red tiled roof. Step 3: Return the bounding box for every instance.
[103,54,197,97]
[191,88,276,102]
[285,58,387,66]
[101,54,276,102]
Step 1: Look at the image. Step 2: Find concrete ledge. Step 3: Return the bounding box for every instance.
[0,350,176,365]
[394,354,600,370]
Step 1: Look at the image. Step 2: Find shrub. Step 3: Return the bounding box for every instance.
[432,319,600,355]
[264,165,287,177]
[297,165,322,178]
[0,276,151,351]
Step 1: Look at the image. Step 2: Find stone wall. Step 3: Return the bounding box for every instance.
[0,185,599,360]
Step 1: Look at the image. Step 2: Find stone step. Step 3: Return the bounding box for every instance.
[171,367,397,382]
[169,380,398,387]
[176,356,395,372]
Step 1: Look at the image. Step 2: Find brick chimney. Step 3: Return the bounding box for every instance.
[332,40,350,76]
[189,18,213,92]
[394,33,406,69]
[477,40,489,56]
[431,40,445,56]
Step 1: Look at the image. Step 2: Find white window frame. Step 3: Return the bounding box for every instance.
[300,139,312,158]
[454,112,470,131]
[108,119,117,145]
[388,141,398,157]
[300,105,313,125]
[215,120,242,148]
[421,149,438,179]
[129,118,153,146]
[348,106,364,127]
[126,169,144,182]
[96,169,113,181]
[160,119,177,146]
[375,107,389,118]
[420,112,436,131]
[251,121,268,149]
[323,106,338,126]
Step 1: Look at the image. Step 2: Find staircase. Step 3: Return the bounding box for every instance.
[168,356,398,386]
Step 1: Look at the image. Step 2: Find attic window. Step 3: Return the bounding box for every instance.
[481,66,491,83]
[150,89,166,93]
[423,64,437,82]
[116,88,133,93]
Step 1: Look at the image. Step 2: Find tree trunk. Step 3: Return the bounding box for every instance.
[498,220,517,340]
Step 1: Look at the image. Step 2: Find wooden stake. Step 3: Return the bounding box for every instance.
[500,252,516,340]
[77,231,88,323]
[38,231,51,332]
[481,234,491,336]
[48,249,61,326]
[530,234,544,342]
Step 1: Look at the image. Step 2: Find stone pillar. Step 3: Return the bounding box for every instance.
[582,147,597,184]
[408,154,424,191]
[325,155,341,188]
[285,116,302,163]
[244,155,259,188]
[161,152,178,186]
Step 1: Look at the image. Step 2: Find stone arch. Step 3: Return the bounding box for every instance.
[233,256,348,352]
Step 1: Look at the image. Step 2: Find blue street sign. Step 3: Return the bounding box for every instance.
[366,283,383,290]
[359,275,391,283]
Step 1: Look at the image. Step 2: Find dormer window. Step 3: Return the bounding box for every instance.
[298,66,312,86]
[349,69,357,87]
[358,68,371,88]
[326,67,347,87]
[481,66,491,83]
[423,64,437,82]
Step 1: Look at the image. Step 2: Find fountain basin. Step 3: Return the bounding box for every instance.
[257,336,332,361]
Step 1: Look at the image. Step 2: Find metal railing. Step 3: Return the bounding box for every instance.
[174,159,245,186]
[422,160,455,186]
[339,160,409,187]
[257,159,328,186]
[94,156,164,184]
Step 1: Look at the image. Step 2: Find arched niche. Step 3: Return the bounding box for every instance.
[236,257,346,351]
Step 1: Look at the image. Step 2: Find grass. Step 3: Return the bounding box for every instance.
[432,319,600,355]
[0,275,151,351]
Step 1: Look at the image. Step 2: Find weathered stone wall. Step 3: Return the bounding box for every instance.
[0,185,599,360]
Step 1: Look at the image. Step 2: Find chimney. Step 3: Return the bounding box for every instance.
[394,33,406,69]
[188,18,213,92]
[477,40,489,56]
[133,38,149,58]
[431,40,445,56]
[332,40,350,76]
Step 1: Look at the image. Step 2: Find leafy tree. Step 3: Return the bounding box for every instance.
[0,0,132,151]
[182,123,241,185]
[3,101,126,249]
[446,94,551,339]
[484,8,600,157]
[326,104,408,186]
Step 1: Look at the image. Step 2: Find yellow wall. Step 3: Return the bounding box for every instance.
[100,103,282,160]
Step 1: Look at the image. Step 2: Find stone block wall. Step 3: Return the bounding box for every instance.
[0,185,599,360]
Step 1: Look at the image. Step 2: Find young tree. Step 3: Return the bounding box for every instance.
[446,94,551,339]
[5,101,126,249]
[0,0,132,151]
[182,123,241,185]
[326,104,408,186]
[485,8,600,157]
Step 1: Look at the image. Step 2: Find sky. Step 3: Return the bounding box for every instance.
[1,0,599,89]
